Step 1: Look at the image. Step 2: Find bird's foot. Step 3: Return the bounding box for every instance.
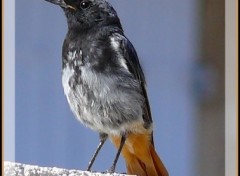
[106,165,116,174]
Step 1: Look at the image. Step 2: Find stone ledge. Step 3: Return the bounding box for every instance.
[4,161,134,176]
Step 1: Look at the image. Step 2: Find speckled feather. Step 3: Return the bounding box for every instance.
[60,0,153,136]
[43,0,169,175]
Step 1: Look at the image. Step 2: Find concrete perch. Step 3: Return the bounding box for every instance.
[4,161,135,176]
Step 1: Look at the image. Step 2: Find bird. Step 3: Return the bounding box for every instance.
[43,0,168,175]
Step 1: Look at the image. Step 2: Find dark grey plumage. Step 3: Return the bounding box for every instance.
[58,0,153,136]
[42,1,167,174]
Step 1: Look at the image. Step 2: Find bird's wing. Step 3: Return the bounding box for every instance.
[110,33,154,145]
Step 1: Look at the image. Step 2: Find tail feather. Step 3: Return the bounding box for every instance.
[149,144,169,176]
[125,153,147,176]
[110,133,168,176]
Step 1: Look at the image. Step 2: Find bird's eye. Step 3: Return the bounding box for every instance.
[80,1,91,10]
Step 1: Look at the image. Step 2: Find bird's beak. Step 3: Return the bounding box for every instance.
[44,0,76,10]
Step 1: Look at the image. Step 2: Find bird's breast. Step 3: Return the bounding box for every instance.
[61,50,145,135]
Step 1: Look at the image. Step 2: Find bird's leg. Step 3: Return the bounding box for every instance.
[107,134,127,173]
[87,133,108,171]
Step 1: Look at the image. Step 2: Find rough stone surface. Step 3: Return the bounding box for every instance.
[4,161,134,176]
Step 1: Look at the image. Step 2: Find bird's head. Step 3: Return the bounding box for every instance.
[45,0,122,31]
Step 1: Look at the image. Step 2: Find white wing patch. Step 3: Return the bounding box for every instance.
[110,36,129,71]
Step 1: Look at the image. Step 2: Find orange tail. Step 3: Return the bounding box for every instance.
[110,132,168,176]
